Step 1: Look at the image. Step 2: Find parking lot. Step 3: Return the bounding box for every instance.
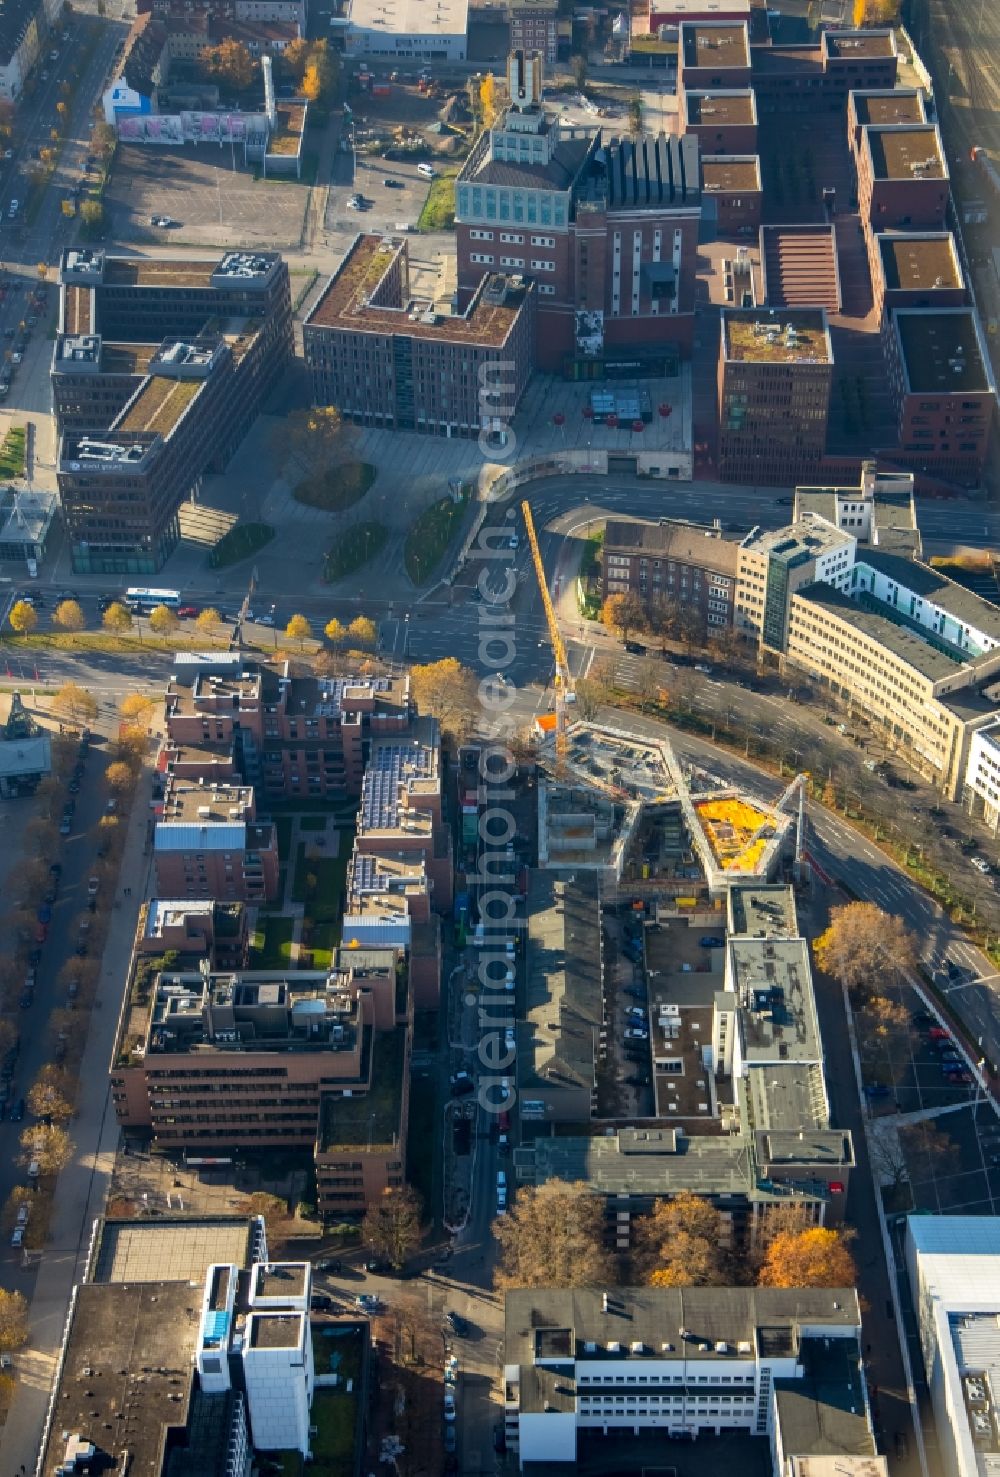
[105,144,311,249]
[325,146,436,240]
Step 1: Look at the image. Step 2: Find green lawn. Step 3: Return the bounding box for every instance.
[208,521,274,570]
[294,462,375,513]
[404,489,470,585]
[417,171,457,231]
[0,426,26,480]
[311,1382,359,1473]
[308,919,339,968]
[292,832,353,923]
[324,520,388,582]
[252,915,296,967]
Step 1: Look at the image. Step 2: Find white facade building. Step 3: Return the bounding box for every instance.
[242,1262,315,1454]
[345,0,469,58]
[503,1286,879,1472]
[905,1216,1000,1477]
[964,721,1000,835]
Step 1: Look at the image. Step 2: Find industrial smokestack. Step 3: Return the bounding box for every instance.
[262,53,277,129]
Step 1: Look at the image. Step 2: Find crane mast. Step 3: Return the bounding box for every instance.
[521,500,572,763]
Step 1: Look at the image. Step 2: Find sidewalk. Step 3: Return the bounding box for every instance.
[0,763,155,1472]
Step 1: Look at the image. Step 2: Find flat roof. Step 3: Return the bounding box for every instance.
[741,514,850,560]
[254,1261,308,1301]
[793,581,973,683]
[307,234,529,347]
[851,89,924,128]
[359,720,439,833]
[103,257,219,289]
[90,1217,254,1284]
[160,779,254,823]
[116,373,205,436]
[64,283,93,335]
[723,308,831,364]
[249,1312,302,1349]
[682,21,749,69]
[39,1283,198,1477]
[893,308,993,395]
[702,155,760,192]
[866,124,946,180]
[824,28,894,58]
[101,341,159,375]
[730,936,821,1064]
[728,883,798,938]
[878,233,962,293]
[861,549,1000,645]
[348,0,469,35]
[774,1338,875,1458]
[686,89,756,125]
[318,1024,405,1150]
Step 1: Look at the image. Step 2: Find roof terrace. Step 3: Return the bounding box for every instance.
[103,257,218,289]
[115,373,206,436]
[723,308,831,364]
[317,1024,406,1152]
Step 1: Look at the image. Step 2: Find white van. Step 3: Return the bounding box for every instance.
[417,162,436,179]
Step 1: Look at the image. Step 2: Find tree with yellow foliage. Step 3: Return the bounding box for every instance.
[480,72,499,128]
[758,1226,856,1288]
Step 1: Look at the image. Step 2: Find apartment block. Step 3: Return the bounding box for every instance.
[455,51,702,375]
[153,778,280,902]
[303,233,535,437]
[342,849,442,1008]
[54,248,292,575]
[857,123,950,233]
[963,719,1000,836]
[110,960,410,1214]
[750,29,897,113]
[872,232,966,321]
[354,717,454,912]
[678,20,751,96]
[717,308,833,485]
[508,0,558,64]
[847,88,926,158]
[136,897,250,970]
[883,307,996,487]
[503,1286,876,1468]
[602,516,739,628]
[701,155,762,234]
[683,89,758,155]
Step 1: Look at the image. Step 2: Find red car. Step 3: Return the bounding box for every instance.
[34,922,47,944]
[928,1026,951,1040]
[177,605,200,619]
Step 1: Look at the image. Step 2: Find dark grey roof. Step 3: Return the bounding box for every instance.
[793,581,974,683]
[523,871,602,1093]
[773,1337,875,1457]
[596,133,700,209]
[604,517,739,574]
[468,135,591,191]
[860,550,1000,642]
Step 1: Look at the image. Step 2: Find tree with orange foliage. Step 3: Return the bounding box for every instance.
[634,1192,728,1286]
[758,1226,856,1289]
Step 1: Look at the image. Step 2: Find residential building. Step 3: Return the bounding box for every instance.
[872,232,966,322]
[847,88,926,158]
[793,461,921,558]
[456,50,702,375]
[153,777,280,902]
[904,1215,1000,1477]
[523,882,854,1242]
[701,155,762,234]
[508,0,558,65]
[601,516,739,628]
[750,29,897,113]
[54,248,292,575]
[344,0,469,58]
[678,20,751,96]
[149,0,308,25]
[342,849,442,1008]
[717,308,833,486]
[682,89,758,156]
[503,1286,877,1468]
[354,717,454,912]
[962,720,1000,836]
[857,123,950,233]
[303,233,535,437]
[735,515,857,647]
[110,960,410,1213]
[0,691,50,798]
[0,0,55,102]
[136,898,250,969]
[650,0,750,29]
[883,307,996,487]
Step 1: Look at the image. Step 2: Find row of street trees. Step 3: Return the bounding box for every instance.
[7,598,226,640]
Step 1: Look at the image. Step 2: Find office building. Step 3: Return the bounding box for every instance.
[905,1216,1000,1477]
[503,1285,877,1468]
[963,720,1000,836]
[846,88,925,157]
[523,882,853,1242]
[717,308,833,485]
[883,307,996,487]
[54,248,292,574]
[857,123,950,234]
[682,89,758,156]
[701,155,762,234]
[153,778,280,902]
[303,233,534,437]
[36,1213,335,1471]
[650,0,750,28]
[678,20,751,95]
[508,0,558,65]
[601,516,739,628]
[750,29,897,113]
[110,959,410,1212]
[792,461,921,558]
[871,232,965,321]
[344,0,469,58]
[455,51,702,375]
[735,515,856,648]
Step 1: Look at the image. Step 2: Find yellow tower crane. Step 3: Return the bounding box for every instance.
[521,500,572,763]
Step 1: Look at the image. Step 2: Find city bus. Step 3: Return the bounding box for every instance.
[124,587,181,613]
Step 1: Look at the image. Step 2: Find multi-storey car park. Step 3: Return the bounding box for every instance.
[53,248,292,574]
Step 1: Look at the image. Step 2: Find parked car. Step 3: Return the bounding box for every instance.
[10,1098,24,1122]
[971,855,992,875]
[382,176,403,187]
[10,1226,23,1248]
[444,1310,468,1336]
[316,1257,342,1273]
[699,935,725,949]
[311,1293,334,1311]
[624,1027,649,1041]
[177,605,200,619]
[443,1390,457,1422]
[355,1293,381,1312]
[928,1026,951,1040]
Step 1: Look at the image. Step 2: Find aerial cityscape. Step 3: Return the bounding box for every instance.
[0,0,998,1470]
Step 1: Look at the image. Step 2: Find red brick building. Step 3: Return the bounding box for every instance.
[602,517,739,630]
[718,308,833,485]
[872,232,966,322]
[847,88,925,159]
[153,779,280,903]
[883,307,996,487]
[455,50,702,376]
[682,90,758,156]
[701,156,761,234]
[750,30,897,113]
[857,124,950,234]
[678,20,751,97]
[508,0,558,64]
